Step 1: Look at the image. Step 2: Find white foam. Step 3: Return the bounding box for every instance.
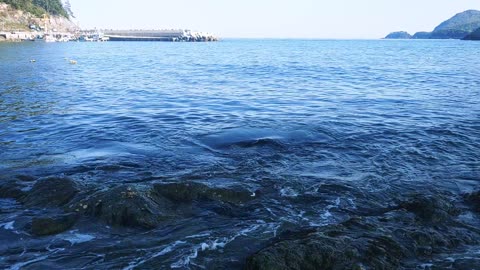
[171,247,198,269]
[8,255,49,270]
[172,223,263,268]
[63,233,95,245]
[185,232,211,239]
[419,263,433,270]
[280,187,299,197]
[321,210,333,219]
[123,241,185,270]
[0,221,14,230]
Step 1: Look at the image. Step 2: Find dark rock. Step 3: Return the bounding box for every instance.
[0,179,27,200]
[399,194,459,223]
[464,191,480,211]
[245,195,478,270]
[153,182,255,205]
[68,185,174,229]
[451,258,480,270]
[31,213,78,236]
[384,31,412,39]
[14,175,36,182]
[22,177,80,207]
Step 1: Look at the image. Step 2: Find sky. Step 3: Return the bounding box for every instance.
[69,0,480,39]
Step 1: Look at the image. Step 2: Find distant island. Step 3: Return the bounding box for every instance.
[385,9,480,40]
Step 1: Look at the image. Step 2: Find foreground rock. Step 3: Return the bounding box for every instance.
[245,194,480,270]
[67,185,175,229]
[153,182,255,205]
[22,177,80,208]
[31,213,78,236]
[465,191,480,211]
[0,179,26,200]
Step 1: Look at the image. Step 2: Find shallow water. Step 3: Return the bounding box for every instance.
[1,39,480,269]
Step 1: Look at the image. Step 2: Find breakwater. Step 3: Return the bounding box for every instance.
[104,29,218,42]
[0,31,35,41]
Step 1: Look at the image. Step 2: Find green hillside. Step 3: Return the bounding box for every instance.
[0,0,68,17]
[386,10,480,40]
[414,10,480,39]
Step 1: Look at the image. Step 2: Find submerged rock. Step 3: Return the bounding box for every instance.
[465,191,480,211]
[0,179,26,200]
[31,213,78,236]
[22,177,80,207]
[399,194,460,223]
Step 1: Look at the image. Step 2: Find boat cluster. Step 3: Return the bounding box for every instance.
[38,31,109,42]
[34,32,76,42]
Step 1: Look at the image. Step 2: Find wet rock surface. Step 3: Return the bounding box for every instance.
[245,193,480,270]
[2,173,480,269]
[0,179,26,200]
[7,177,259,231]
[67,185,175,229]
[465,191,480,212]
[153,182,256,205]
[31,213,78,236]
[22,177,80,208]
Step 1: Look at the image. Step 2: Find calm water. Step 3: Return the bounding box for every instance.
[1,39,480,269]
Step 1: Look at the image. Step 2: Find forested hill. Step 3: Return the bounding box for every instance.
[0,0,69,17]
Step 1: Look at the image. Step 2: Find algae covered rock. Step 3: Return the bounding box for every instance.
[399,194,459,223]
[245,194,478,270]
[31,213,78,236]
[68,185,175,229]
[0,179,26,200]
[465,191,480,211]
[22,177,80,207]
[153,182,256,205]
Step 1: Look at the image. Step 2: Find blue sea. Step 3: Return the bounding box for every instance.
[0,39,479,269]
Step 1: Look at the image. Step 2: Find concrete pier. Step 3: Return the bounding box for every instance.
[103,29,218,42]
[0,31,36,41]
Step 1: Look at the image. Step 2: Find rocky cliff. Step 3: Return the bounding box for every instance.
[0,2,77,32]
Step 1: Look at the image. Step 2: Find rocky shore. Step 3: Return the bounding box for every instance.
[246,193,480,269]
[1,174,480,269]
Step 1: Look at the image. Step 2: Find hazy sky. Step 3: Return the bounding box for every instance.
[69,0,480,38]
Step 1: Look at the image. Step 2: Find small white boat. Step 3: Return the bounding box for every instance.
[43,34,57,42]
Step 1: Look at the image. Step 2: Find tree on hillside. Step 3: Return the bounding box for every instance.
[62,0,74,18]
[0,0,68,17]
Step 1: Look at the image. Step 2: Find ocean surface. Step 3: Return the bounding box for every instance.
[0,39,480,269]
